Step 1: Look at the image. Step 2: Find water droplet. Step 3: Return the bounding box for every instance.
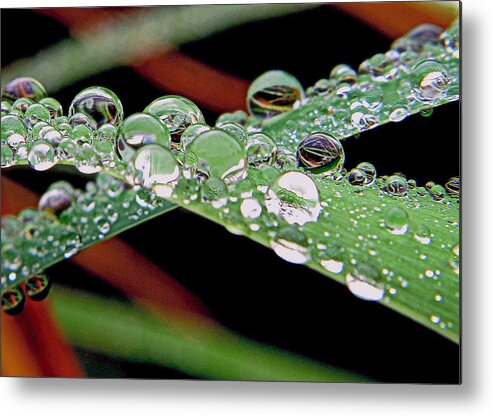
[429,184,446,201]
[69,86,124,129]
[247,70,304,119]
[240,197,262,219]
[75,147,101,174]
[297,133,344,174]
[348,169,367,186]
[245,132,277,166]
[1,286,25,315]
[116,113,171,162]
[384,206,409,235]
[2,77,47,102]
[200,177,228,208]
[414,224,432,244]
[145,95,204,146]
[39,182,74,215]
[265,171,321,225]
[346,264,384,301]
[180,123,210,151]
[25,103,51,130]
[1,145,14,167]
[185,129,247,185]
[2,114,27,144]
[39,97,63,119]
[412,60,449,102]
[445,176,459,196]
[330,64,357,84]
[27,140,57,171]
[391,23,443,52]
[25,274,52,301]
[131,144,180,198]
[271,226,309,264]
[385,175,408,196]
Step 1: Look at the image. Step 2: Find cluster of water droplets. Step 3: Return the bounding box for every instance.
[1,20,459,320]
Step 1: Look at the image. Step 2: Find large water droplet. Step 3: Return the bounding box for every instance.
[2,77,47,102]
[271,226,309,264]
[391,23,443,52]
[385,175,409,196]
[27,140,57,171]
[412,60,449,102]
[69,86,124,129]
[145,95,204,146]
[25,274,52,301]
[116,113,170,162]
[185,129,247,185]
[1,285,25,315]
[265,171,321,225]
[247,70,304,119]
[131,144,180,198]
[384,206,409,235]
[245,132,277,167]
[346,264,384,301]
[297,133,344,174]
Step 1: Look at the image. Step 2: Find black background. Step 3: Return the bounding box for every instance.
[1,5,460,382]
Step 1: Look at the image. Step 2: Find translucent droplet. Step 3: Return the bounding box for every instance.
[440,19,459,58]
[245,133,277,166]
[39,183,73,215]
[240,197,262,219]
[131,144,180,198]
[412,60,449,102]
[1,114,27,144]
[346,264,384,301]
[116,113,171,162]
[348,169,367,186]
[185,129,247,185]
[39,97,63,119]
[1,285,25,315]
[2,77,47,102]
[356,162,376,185]
[145,95,204,146]
[1,145,14,167]
[216,110,247,126]
[445,176,459,196]
[429,184,446,201]
[319,243,345,274]
[297,133,344,174]
[330,64,357,84]
[265,171,321,225]
[414,224,432,244]
[391,23,443,52]
[27,140,57,171]
[247,70,304,119]
[275,147,297,170]
[75,147,101,174]
[200,177,228,208]
[385,175,408,196]
[271,226,309,264]
[69,86,124,129]
[180,123,210,151]
[25,103,51,130]
[25,274,52,301]
[385,206,409,235]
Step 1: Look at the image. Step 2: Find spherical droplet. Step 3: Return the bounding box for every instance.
[247,70,304,119]
[385,175,408,196]
[391,23,443,52]
[1,286,25,315]
[348,169,367,186]
[200,177,229,208]
[346,264,384,301]
[414,224,432,244]
[330,64,357,84]
[180,123,210,151]
[265,171,321,225]
[240,197,262,219]
[39,97,63,119]
[2,77,47,102]
[69,86,124,129]
[116,113,171,162]
[25,103,51,130]
[145,95,204,146]
[131,144,180,198]
[297,133,344,174]
[385,206,410,235]
[245,133,277,167]
[39,184,73,215]
[25,274,52,301]
[412,60,449,102]
[75,147,101,174]
[1,145,14,167]
[271,225,309,264]
[185,129,247,185]
[445,176,460,196]
[27,140,57,171]
[2,113,28,143]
